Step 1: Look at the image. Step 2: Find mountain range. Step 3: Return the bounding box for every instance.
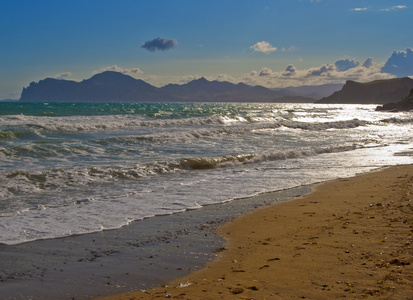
[18,71,413,105]
[19,71,340,103]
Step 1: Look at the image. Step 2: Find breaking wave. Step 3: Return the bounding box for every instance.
[1,112,372,135]
[379,117,413,124]
[0,143,364,200]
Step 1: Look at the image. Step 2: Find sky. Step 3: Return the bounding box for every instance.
[0,0,412,99]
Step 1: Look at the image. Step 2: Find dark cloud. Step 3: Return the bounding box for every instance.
[142,37,178,52]
[53,72,72,80]
[362,58,373,68]
[259,67,273,76]
[282,64,296,76]
[335,59,360,72]
[307,64,335,76]
[381,48,413,77]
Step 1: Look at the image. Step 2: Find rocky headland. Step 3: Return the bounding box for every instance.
[317,77,413,104]
[376,88,413,111]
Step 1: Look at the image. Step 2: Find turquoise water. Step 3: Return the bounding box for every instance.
[1,102,412,244]
[0,102,256,117]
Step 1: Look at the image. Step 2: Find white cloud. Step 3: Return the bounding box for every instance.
[140,74,202,87]
[381,5,407,11]
[240,58,395,88]
[353,5,407,12]
[214,74,236,82]
[178,75,202,84]
[287,45,299,52]
[259,67,274,76]
[381,48,413,77]
[95,65,144,76]
[281,45,299,52]
[250,41,277,54]
[307,64,336,76]
[87,50,407,89]
[127,59,395,89]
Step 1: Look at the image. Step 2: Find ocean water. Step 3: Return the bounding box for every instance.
[0,102,412,245]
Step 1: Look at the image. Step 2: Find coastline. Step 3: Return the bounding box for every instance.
[96,164,413,300]
[0,181,311,299]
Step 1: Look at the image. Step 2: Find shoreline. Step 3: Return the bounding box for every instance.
[96,164,413,300]
[0,180,312,299]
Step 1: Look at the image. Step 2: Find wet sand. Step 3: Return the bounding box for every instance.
[96,164,413,300]
[0,180,310,299]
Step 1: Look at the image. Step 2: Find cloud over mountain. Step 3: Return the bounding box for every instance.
[381,48,413,77]
[52,72,73,80]
[241,57,395,88]
[282,65,297,76]
[141,37,178,52]
[259,67,273,76]
[88,49,410,91]
[95,65,144,76]
[362,58,374,68]
[335,59,360,71]
[307,64,336,76]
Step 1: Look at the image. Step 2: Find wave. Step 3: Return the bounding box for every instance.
[379,117,413,124]
[0,143,364,200]
[280,119,367,130]
[1,110,373,136]
[0,130,35,141]
[0,143,102,160]
[0,118,371,161]
[178,144,362,170]
[96,119,368,143]
[1,114,237,133]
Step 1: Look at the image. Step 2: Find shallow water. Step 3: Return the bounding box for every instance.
[1,102,412,245]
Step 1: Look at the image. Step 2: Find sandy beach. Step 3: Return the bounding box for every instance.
[96,164,413,300]
[0,177,311,300]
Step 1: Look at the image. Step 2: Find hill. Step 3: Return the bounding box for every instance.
[160,77,312,102]
[376,88,413,111]
[20,72,169,102]
[316,77,413,104]
[19,72,315,103]
[272,83,343,100]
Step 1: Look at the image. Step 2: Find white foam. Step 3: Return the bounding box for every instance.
[1,103,413,245]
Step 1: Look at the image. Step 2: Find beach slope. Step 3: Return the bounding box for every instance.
[96,165,413,299]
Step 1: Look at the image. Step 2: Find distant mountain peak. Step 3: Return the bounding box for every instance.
[186,77,209,85]
[19,71,318,103]
[87,71,136,83]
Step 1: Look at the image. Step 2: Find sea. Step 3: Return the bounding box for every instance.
[0,101,412,246]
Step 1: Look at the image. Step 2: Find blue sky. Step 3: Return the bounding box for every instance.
[1,0,412,99]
